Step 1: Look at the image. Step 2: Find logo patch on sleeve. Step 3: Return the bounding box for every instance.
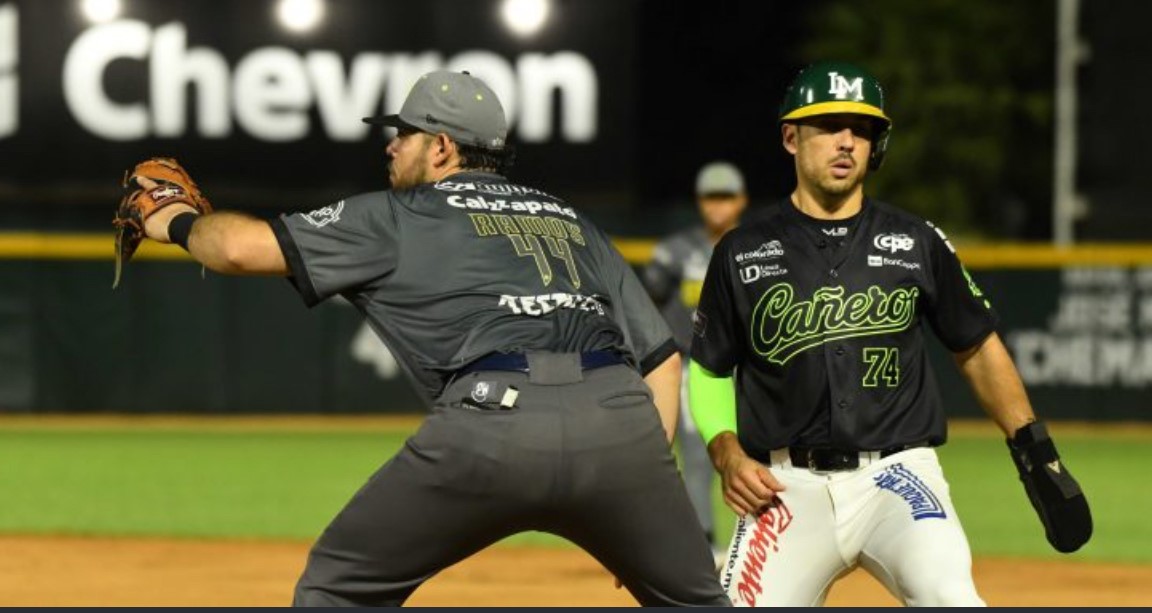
[301,200,345,228]
[692,310,708,338]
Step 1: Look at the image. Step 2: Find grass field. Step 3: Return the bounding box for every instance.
[0,417,1145,562]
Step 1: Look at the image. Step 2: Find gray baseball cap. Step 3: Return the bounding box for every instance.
[363,70,508,150]
[696,161,745,196]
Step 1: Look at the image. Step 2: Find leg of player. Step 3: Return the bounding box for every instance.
[292,404,530,606]
[719,463,851,606]
[539,364,730,607]
[855,448,985,607]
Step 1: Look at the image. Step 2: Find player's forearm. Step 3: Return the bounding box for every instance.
[687,359,737,446]
[185,211,289,276]
[144,204,288,275]
[643,351,681,443]
[954,332,1036,437]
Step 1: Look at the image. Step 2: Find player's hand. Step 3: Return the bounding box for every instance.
[135,176,199,243]
[708,432,785,516]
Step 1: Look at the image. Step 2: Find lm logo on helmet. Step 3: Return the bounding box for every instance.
[828,71,863,100]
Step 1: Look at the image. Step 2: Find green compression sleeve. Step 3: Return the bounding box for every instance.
[688,359,737,445]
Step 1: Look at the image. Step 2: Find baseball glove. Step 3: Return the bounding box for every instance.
[112,157,212,288]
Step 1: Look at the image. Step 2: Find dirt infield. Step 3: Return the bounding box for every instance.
[0,536,1147,607]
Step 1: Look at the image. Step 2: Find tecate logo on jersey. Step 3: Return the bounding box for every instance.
[734,240,785,264]
[873,233,915,253]
[498,293,606,317]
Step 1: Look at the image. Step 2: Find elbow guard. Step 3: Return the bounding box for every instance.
[687,360,737,445]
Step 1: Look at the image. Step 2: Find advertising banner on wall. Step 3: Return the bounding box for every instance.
[933,265,1152,421]
[0,0,636,218]
[0,259,1149,418]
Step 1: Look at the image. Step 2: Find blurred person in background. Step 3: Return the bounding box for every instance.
[642,161,748,564]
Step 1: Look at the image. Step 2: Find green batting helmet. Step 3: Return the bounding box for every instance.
[778,61,892,171]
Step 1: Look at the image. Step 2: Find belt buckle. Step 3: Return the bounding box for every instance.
[805,448,858,473]
[805,449,832,473]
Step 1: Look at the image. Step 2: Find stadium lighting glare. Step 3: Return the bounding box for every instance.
[81,0,121,23]
[501,0,550,37]
[277,0,325,33]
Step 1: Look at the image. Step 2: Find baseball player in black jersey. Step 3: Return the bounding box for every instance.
[130,70,730,607]
[688,61,1091,606]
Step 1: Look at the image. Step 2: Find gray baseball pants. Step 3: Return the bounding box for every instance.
[292,356,731,607]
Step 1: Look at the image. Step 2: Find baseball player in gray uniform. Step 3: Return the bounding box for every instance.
[131,70,730,607]
[687,61,1091,606]
[642,161,747,561]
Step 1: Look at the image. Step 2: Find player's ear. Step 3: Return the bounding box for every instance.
[433,133,456,164]
[782,123,799,155]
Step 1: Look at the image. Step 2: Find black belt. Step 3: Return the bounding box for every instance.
[788,443,929,472]
[456,350,626,377]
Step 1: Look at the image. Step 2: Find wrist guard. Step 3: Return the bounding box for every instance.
[1007,421,1092,553]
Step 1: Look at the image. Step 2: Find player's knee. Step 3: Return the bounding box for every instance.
[903,576,985,607]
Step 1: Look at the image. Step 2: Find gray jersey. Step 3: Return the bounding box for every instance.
[643,227,714,353]
[271,171,676,404]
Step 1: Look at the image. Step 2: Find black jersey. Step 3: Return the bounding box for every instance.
[690,198,997,454]
[272,171,676,404]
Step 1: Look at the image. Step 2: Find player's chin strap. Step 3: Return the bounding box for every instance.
[1006,420,1092,553]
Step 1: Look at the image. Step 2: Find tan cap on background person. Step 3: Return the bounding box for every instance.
[363,70,508,150]
[696,161,745,196]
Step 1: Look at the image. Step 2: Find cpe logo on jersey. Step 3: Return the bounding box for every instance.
[873,233,914,253]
